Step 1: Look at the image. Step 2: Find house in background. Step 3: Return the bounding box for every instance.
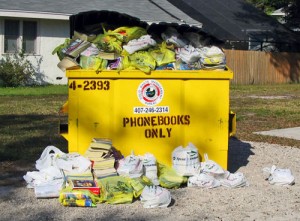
[0,0,202,85]
[169,0,300,52]
[1,0,299,85]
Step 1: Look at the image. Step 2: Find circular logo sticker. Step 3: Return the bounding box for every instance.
[137,80,164,106]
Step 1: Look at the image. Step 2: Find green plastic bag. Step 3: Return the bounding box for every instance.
[92,25,124,53]
[52,38,71,60]
[149,42,176,66]
[126,176,153,198]
[80,55,108,71]
[113,26,147,43]
[158,163,187,189]
[128,51,156,73]
[98,176,134,204]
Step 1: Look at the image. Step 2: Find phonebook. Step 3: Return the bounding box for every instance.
[67,178,100,196]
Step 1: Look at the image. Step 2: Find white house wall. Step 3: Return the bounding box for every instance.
[0,17,69,85]
[38,19,69,85]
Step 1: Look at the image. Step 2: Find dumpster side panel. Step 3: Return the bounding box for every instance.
[66,70,232,169]
[183,80,229,167]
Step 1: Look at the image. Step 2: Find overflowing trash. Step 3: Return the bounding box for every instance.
[23,139,259,209]
[53,23,226,73]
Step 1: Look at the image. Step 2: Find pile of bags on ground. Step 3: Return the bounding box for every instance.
[53,25,226,73]
[23,142,295,208]
[23,142,245,208]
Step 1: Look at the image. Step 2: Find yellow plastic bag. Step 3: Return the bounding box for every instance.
[128,51,156,73]
[126,176,153,198]
[92,25,124,53]
[97,176,134,204]
[158,163,187,189]
[113,26,147,43]
[149,42,176,66]
[80,55,108,71]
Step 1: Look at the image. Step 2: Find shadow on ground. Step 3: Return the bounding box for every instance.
[228,137,254,173]
[0,114,68,162]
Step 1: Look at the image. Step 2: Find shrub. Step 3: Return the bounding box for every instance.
[0,52,36,87]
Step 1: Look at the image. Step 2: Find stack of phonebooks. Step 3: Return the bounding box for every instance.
[84,138,119,179]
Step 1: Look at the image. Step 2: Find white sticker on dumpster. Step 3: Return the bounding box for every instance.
[133,106,170,114]
[137,80,164,106]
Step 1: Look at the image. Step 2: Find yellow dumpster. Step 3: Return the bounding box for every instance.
[61,68,234,169]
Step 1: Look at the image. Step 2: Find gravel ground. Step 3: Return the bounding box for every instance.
[1,138,300,221]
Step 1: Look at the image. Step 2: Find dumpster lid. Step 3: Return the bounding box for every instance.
[69,10,148,37]
[69,10,223,45]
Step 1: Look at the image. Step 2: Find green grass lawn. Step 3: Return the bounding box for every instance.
[0,85,68,96]
[0,83,299,163]
[0,85,68,162]
[230,83,300,147]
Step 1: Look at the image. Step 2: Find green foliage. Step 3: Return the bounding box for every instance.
[247,0,300,28]
[247,0,286,12]
[0,52,36,87]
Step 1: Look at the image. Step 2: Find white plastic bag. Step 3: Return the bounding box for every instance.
[172,142,200,176]
[200,153,225,175]
[263,165,295,186]
[161,27,188,48]
[34,179,64,198]
[142,153,159,185]
[117,151,143,178]
[140,185,171,208]
[56,153,91,174]
[219,172,248,188]
[24,146,65,189]
[188,173,220,188]
[175,45,201,64]
[23,171,49,188]
[35,145,65,171]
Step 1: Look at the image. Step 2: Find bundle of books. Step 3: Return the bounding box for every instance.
[84,138,119,179]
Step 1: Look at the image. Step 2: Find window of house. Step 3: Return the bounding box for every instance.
[4,19,38,54]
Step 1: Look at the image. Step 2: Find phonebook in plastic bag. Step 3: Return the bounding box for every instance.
[263,165,295,186]
[172,142,200,176]
[142,153,159,185]
[34,179,65,198]
[140,185,172,208]
[117,151,143,178]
